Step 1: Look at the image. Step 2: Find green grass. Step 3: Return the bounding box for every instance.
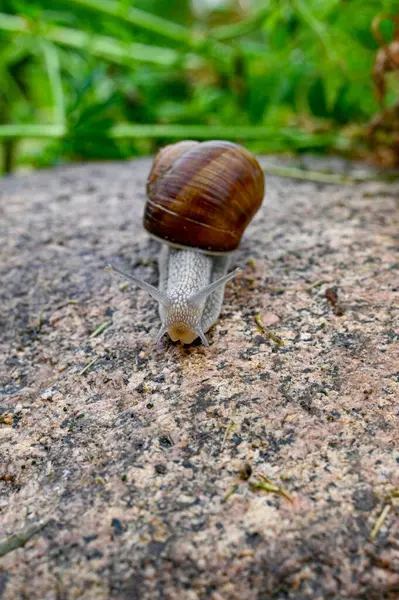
[0,0,397,173]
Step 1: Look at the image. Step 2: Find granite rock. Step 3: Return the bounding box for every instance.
[0,156,398,599]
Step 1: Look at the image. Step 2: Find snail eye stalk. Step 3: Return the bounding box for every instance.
[106,264,170,307]
[188,268,242,307]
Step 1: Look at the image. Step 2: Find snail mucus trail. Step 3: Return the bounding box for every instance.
[108,140,265,346]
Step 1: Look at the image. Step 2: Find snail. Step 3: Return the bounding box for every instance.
[108,140,265,346]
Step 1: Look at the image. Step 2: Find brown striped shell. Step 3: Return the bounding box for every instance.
[144,140,265,253]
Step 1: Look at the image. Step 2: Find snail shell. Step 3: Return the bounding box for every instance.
[108,141,265,346]
[144,140,265,253]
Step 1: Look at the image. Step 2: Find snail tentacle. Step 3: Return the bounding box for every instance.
[106,264,170,307]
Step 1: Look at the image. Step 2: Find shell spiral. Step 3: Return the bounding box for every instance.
[144,140,265,253]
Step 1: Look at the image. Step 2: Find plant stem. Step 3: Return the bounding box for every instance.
[0,13,27,32]
[307,279,326,292]
[109,124,340,147]
[41,42,65,127]
[221,485,239,503]
[69,0,193,45]
[292,0,337,62]
[90,320,112,338]
[370,504,391,541]
[0,122,346,151]
[254,314,285,346]
[67,0,234,65]
[0,521,47,557]
[262,164,355,184]
[210,5,270,40]
[0,124,66,138]
[0,14,180,67]
[2,139,17,174]
[48,25,180,67]
[78,355,100,376]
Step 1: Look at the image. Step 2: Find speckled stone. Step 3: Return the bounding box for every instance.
[0,156,398,600]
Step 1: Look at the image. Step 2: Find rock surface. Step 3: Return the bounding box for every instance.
[0,156,398,600]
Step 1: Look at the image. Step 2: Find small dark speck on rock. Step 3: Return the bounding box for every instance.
[83,535,97,544]
[86,549,103,560]
[159,434,174,448]
[136,355,148,368]
[111,518,123,536]
[352,487,377,512]
[148,541,165,558]
[239,463,252,480]
[330,409,341,419]
[259,372,270,381]
[245,531,263,548]
[182,460,195,469]
[231,433,243,447]
[155,464,167,475]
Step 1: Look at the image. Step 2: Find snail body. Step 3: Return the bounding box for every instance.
[110,140,265,346]
[157,245,231,345]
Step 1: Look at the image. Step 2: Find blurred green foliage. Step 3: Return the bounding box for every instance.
[0,0,398,173]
